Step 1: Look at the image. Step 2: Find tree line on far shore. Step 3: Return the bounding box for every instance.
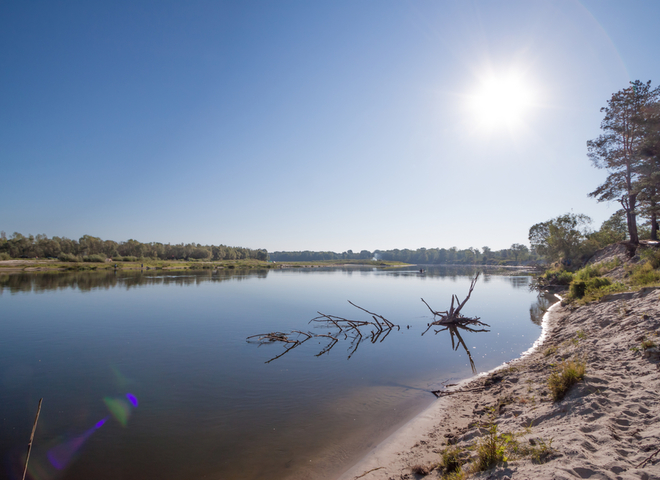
[0,232,268,262]
[530,80,660,265]
[270,245,540,265]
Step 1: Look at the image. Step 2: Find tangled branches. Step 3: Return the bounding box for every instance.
[420,273,490,336]
[246,301,399,363]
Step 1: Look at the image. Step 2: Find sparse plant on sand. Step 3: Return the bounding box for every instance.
[528,437,556,464]
[641,338,657,350]
[440,445,464,476]
[474,424,510,471]
[548,358,586,401]
[544,345,558,357]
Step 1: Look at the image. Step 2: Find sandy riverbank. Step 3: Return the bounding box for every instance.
[338,288,660,479]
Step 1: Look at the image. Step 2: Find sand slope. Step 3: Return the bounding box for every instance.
[339,288,660,480]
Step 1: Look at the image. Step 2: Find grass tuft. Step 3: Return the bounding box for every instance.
[548,358,586,401]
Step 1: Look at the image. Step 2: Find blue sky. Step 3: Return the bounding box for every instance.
[1,0,659,252]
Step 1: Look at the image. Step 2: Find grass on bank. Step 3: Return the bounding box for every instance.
[547,358,586,401]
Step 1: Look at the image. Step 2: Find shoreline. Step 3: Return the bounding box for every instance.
[337,289,660,479]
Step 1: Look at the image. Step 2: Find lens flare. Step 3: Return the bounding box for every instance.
[126,393,138,407]
[46,418,107,470]
[103,397,132,427]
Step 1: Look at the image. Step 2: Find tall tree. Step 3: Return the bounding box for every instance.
[587,80,658,245]
[637,95,660,239]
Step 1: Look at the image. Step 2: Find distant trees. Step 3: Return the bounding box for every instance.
[270,246,539,265]
[529,213,593,265]
[0,232,268,262]
[588,80,660,244]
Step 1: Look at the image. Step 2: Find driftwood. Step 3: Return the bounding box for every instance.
[420,273,489,335]
[248,274,489,373]
[247,301,399,363]
[420,274,490,374]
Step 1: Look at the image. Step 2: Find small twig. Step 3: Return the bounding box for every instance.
[354,466,385,479]
[22,398,42,480]
[636,446,660,468]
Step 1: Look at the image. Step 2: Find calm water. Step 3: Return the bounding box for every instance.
[0,266,549,480]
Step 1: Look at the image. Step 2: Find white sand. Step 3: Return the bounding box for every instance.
[338,288,660,479]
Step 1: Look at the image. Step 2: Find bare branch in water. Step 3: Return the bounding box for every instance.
[247,301,399,362]
[421,273,490,337]
[248,274,489,373]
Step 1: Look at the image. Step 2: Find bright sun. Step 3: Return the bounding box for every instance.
[468,73,535,130]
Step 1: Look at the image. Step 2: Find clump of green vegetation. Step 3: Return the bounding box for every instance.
[542,268,574,285]
[629,261,660,286]
[0,252,10,260]
[543,345,558,357]
[474,424,510,471]
[58,253,81,262]
[566,264,614,300]
[576,330,587,340]
[440,446,464,475]
[548,358,586,401]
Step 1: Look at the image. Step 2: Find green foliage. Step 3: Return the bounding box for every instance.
[0,232,269,262]
[475,424,509,471]
[441,446,463,474]
[548,358,586,401]
[0,252,10,260]
[586,212,628,249]
[566,265,613,300]
[83,254,106,263]
[58,253,80,262]
[542,268,574,285]
[629,261,660,286]
[529,213,594,264]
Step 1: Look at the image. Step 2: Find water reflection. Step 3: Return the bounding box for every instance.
[0,269,270,294]
[529,292,558,326]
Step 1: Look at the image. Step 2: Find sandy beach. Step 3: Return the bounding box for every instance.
[338,287,660,479]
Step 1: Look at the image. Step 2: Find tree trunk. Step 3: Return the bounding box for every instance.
[623,194,640,245]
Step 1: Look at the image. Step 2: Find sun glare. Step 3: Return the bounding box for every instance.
[468,73,535,130]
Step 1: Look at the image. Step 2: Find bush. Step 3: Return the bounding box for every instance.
[630,261,660,286]
[83,254,106,263]
[573,264,602,282]
[0,252,10,260]
[122,256,138,262]
[548,358,586,401]
[58,253,80,262]
[567,267,612,300]
[543,268,573,285]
